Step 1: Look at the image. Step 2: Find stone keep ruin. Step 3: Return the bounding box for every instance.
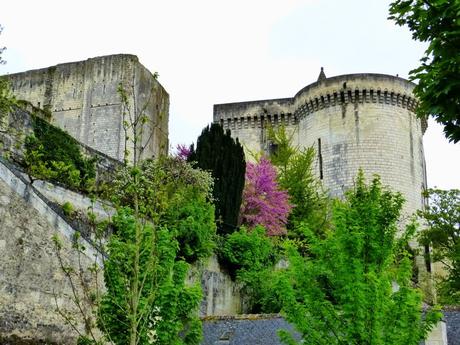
[0,55,456,344]
[7,54,169,162]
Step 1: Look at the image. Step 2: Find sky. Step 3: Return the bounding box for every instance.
[1,0,459,189]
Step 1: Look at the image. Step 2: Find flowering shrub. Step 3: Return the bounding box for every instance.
[175,144,191,161]
[240,157,292,236]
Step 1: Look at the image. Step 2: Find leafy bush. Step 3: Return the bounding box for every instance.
[99,208,202,345]
[62,201,74,217]
[218,226,275,279]
[418,188,460,305]
[110,157,215,263]
[268,125,330,247]
[164,187,215,262]
[278,172,441,345]
[0,76,16,114]
[217,226,288,313]
[24,116,95,191]
[239,266,287,314]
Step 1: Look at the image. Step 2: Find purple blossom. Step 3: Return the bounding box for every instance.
[240,157,292,236]
[175,144,191,160]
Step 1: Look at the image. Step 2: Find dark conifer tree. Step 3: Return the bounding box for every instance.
[188,123,245,235]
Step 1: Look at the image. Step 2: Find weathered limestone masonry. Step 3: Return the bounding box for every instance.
[215,72,427,222]
[0,157,102,344]
[5,54,169,162]
[188,255,246,317]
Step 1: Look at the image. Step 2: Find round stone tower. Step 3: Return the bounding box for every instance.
[294,73,427,219]
[214,71,427,220]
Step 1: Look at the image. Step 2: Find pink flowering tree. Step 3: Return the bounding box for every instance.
[240,157,292,236]
[175,144,191,160]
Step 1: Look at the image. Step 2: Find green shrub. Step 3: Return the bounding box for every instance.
[24,116,96,191]
[164,187,216,263]
[224,264,285,313]
[217,226,288,313]
[0,76,16,114]
[99,208,203,345]
[218,226,275,279]
[110,157,216,264]
[62,201,74,217]
[278,172,441,345]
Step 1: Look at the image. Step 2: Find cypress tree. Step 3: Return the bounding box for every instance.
[189,123,245,235]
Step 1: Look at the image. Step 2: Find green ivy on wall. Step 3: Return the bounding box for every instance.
[24,115,96,191]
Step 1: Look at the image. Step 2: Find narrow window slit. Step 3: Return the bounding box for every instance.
[318,138,323,180]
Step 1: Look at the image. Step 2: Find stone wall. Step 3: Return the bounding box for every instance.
[5,54,169,162]
[189,255,246,317]
[0,158,101,344]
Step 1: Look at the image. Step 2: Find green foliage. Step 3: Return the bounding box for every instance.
[218,226,275,277]
[188,123,246,235]
[62,201,74,217]
[0,77,16,115]
[24,116,95,191]
[110,157,216,263]
[94,82,214,344]
[278,171,441,345]
[99,208,202,345]
[217,226,286,313]
[77,336,103,345]
[238,264,287,314]
[268,125,329,240]
[53,156,211,345]
[163,187,215,262]
[418,188,460,304]
[267,125,297,173]
[389,0,460,143]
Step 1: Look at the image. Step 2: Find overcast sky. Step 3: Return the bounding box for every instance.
[1,0,459,189]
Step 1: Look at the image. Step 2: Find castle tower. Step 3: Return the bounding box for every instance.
[214,72,451,345]
[4,54,169,162]
[214,73,427,222]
